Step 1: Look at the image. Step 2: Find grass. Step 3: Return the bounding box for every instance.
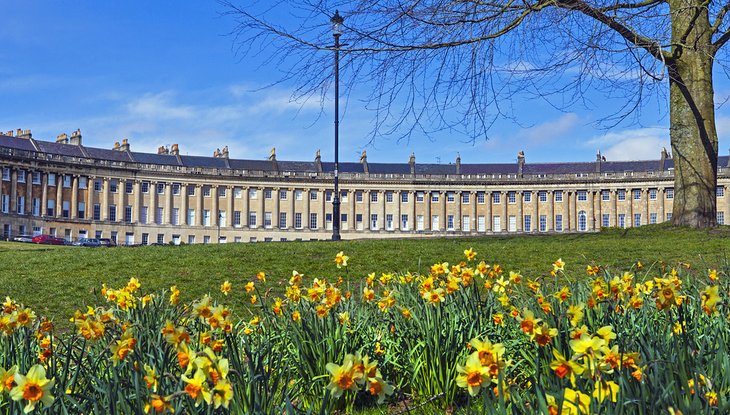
[2,223,729,325]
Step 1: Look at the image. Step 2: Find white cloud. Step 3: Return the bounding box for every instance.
[520,113,579,142]
[126,92,196,120]
[587,127,669,161]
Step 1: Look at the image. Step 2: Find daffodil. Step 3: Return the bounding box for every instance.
[550,349,583,387]
[143,364,159,392]
[464,248,477,261]
[455,352,490,397]
[593,380,619,403]
[325,354,362,398]
[182,369,212,406]
[10,364,55,413]
[562,388,591,414]
[220,280,232,295]
[367,376,394,403]
[334,251,349,268]
[212,378,234,409]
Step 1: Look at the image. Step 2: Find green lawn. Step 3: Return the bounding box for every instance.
[2,224,729,325]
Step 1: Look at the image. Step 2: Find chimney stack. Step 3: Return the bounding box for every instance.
[595,149,602,173]
[314,149,322,173]
[112,141,121,151]
[18,129,31,139]
[455,153,461,175]
[409,152,416,176]
[170,144,179,156]
[517,151,525,178]
[660,147,670,170]
[69,129,82,145]
[221,146,229,158]
[56,133,69,144]
[120,139,130,152]
[158,145,169,155]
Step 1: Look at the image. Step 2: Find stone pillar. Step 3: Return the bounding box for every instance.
[41,173,48,218]
[211,185,219,227]
[563,191,570,231]
[410,190,417,232]
[149,181,157,224]
[485,191,492,232]
[133,181,141,223]
[517,191,523,232]
[164,184,172,225]
[382,190,387,230]
[725,185,730,224]
[643,188,649,225]
[532,191,538,232]
[55,178,63,218]
[611,190,618,227]
[455,191,462,231]
[25,172,32,215]
[424,191,431,231]
[118,179,126,221]
[180,184,188,225]
[471,191,477,233]
[227,186,234,228]
[587,191,594,231]
[396,191,402,231]
[547,191,554,231]
[243,186,250,229]
[501,191,507,232]
[292,188,297,230]
[101,178,109,221]
[10,169,17,213]
[196,184,203,226]
[595,191,602,229]
[71,175,79,219]
[658,188,665,223]
[86,176,93,220]
[627,189,634,227]
[304,188,311,229]
[440,191,446,231]
[258,187,265,228]
[273,187,280,229]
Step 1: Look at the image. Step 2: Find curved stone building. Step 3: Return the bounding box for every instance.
[0,129,728,244]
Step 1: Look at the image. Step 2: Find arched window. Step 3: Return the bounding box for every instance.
[578,210,587,232]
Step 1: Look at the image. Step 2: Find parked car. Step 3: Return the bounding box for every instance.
[32,235,66,245]
[98,238,117,247]
[73,238,102,247]
[12,235,35,243]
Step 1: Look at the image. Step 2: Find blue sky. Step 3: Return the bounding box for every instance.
[1,1,729,165]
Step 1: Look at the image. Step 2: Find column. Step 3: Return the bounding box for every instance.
[395,191,402,231]
[455,191,462,231]
[471,191,477,233]
[547,191,554,231]
[227,186,234,228]
[25,171,33,215]
[272,187,280,229]
[627,189,634,227]
[517,191,523,232]
[532,190,538,233]
[382,190,387,230]
[643,188,649,225]
[725,185,730,224]
[41,173,48,218]
[563,191,570,231]
[118,179,126,222]
[424,191,431,231]
[86,176,94,220]
[196,184,203,227]
[501,191,507,232]
[440,191,446,232]
[150,181,158,224]
[211,185,219,227]
[410,190,417,232]
[55,177,63,218]
[595,190,602,229]
[587,190,594,231]
[292,188,298,230]
[258,187,265,229]
[133,181,141,223]
[243,186,250,229]
[10,169,17,213]
[101,178,109,221]
[611,190,618,227]
[71,175,79,219]
[164,184,172,225]
[485,191,492,232]
[658,188,665,223]
[304,188,311,230]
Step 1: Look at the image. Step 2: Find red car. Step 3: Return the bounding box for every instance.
[32,235,66,245]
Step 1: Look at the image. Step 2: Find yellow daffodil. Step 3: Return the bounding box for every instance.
[212,378,233,409]
[464,248,477,261]
[367,376,394,403]
[182,369,212,407]
[335,251,349,268]
[593,380,619,403]
[220,280,232,296]
[550,349,584,387]
[326,354,362,398]
[455,352,490,397]
[553,258,565,272]
[10,364,55,414]
[143,364,159,392]
[562,388,591,414]
[144,394,174,414]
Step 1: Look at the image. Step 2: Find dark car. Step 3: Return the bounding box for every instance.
[12,235,35,243]
[32,235,66,245]
[74,238,102,247]
[98,238,117,247]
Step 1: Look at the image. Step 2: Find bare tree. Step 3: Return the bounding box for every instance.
[222,0,730,228]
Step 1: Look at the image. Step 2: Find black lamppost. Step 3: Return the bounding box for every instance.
[331,10,343,241]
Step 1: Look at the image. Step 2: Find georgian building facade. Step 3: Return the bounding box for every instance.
[1,129,728,244]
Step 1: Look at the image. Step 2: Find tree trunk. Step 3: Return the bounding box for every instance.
[668,0,718,228]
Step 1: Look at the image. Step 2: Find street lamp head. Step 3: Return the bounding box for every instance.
[331,10,344,36]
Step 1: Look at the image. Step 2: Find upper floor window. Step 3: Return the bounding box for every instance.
[172,183,181,195]
[577,190,587,201]
[156,182,165,194]
[264,188,272,199]
[218,187,227,198]
[601,190,610,201]
[617,189,626,201]
[371,192,378,202]
[386,191,394,203]
[187,185,196,196]
[355,191,363,202]
[141,181,150,194]
[462,193,470,203]
[1,168,10,181]
[477,192,485,204]
[649,189,657,200]
[538,191,547,202]
[416,192,424,202]
[554,190,563,202]
[310,190,318,200]
[401,192,409,203]
[109,179,118,193]
[32,171,41,184]
[666,188,674,199]
[48,173,56,187]
[633,189,641,200]
[446,192,455,203]
[431,192,439,202]
[493,193,501,204]
[717,186,725,198]
[508,192,516,204]
[63,175,72,188]
[17,170,25,183]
